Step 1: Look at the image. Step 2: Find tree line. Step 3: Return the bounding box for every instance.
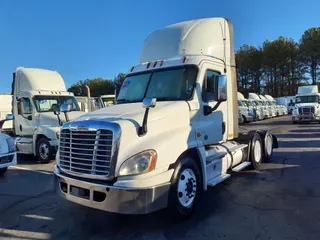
[68,27,319,98]
[67,73,126,97]
[236,27,320,98]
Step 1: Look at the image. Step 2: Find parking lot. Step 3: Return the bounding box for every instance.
[1,115,320,239]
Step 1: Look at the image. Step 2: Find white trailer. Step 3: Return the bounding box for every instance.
[0,94,13,130]
[54,18,278,217]
[12,67,84,163]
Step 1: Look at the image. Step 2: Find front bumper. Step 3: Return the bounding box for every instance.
[292,113,320,122]
[54,165,171,215]
[0,152,17,169]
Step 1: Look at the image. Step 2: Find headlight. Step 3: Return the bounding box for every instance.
[119,150,157,176]
[56,131,60,140]
[6,137,16,153]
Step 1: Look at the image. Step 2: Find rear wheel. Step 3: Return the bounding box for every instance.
[0,167,8,176]
[260,131,274,162]
[36,137,53,163]
[167,156,202,218]
[249,133,263,170]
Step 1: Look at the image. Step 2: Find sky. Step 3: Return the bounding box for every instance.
[0,0,319,93]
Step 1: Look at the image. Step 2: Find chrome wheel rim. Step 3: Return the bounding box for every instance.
[177,168,197,208]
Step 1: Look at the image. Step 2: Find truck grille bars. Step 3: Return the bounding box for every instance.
[59,129,113,178]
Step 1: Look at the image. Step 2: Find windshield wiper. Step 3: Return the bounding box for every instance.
[156,97,178,101]
[117,99,132,104]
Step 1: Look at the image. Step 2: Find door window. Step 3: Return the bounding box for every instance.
[18,98,32,115]
[202,70,220,102]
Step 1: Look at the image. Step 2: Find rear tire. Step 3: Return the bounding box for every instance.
[167,156,202,218]
[260,131,274,162]
[36,137,53,164]
[0,167,8,176]
[249,132,263,170]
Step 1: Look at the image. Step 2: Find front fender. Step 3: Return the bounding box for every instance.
[33,126,60,154]
[116,124,198,177]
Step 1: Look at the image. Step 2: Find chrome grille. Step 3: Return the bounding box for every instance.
[59,129,113,177]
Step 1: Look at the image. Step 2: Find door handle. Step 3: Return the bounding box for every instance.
[20,125,22,131]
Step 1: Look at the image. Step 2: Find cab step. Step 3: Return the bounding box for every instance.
[207,174,231,187]
[232,161,251,172]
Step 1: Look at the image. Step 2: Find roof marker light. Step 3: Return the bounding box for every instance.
[130,66,134,72]
[160,60,164,67]
[146,62,151,69]
[153,61,157,68]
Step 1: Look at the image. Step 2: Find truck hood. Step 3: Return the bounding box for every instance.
[39,111,85,127]
[75,101,189,129]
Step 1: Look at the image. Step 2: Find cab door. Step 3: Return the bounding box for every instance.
[195,64,227,146]
[14,95,35,136]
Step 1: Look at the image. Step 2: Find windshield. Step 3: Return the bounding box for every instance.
[33,95,80,112]
[296,95,319,103]
[117,66,198,103]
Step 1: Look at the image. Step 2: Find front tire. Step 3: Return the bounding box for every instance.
[168,156,202,218]
[36,137,53,163]
[0,167,8,176]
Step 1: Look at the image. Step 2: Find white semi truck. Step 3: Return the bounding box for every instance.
[292,85,320,124]
[249,93,270,119]
[12,67,84,163]
[237,92,254,122]
[0,114,16,176]
[54,18,278,217]
[264,95,284,116]
[259,95,277,117]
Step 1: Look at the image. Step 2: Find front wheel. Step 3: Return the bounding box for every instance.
[0,167,8,176]
[168,156,202,218]
[36,137,53,163]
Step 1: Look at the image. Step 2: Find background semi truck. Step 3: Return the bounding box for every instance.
[292,85,320,123]
[11,67,84,163]
[237,92,254,122]
[54,17,278,217]
[0,114,16,176]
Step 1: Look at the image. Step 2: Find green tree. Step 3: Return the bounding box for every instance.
[113,73,126,90]
[299,27,320,85]
[68,78,115,97]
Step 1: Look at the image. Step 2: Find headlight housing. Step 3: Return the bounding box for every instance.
[6,137,16,153]
[119,150,157,176]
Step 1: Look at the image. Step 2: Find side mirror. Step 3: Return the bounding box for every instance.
[142,98,157,108]
[6,114,14,120]
[60,104,71,113]
[52,104,60,115]
[217,75,227,101]
[27,115,32,121]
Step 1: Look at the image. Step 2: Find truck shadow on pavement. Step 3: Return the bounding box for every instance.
[0,159,300,240]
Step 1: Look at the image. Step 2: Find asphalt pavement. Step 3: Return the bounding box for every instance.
[1,115,320,240]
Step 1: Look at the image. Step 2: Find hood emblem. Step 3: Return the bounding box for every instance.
[76,125,89,131]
